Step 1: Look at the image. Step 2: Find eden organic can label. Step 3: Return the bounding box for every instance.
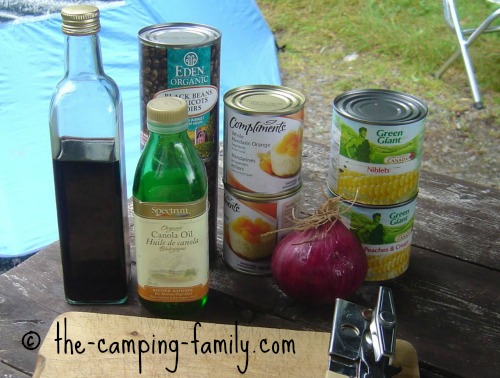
[223,85,305,195]
[223,185,301,275]
[333,191,417,281]
[139,23,221,158]
[328,89,427,205]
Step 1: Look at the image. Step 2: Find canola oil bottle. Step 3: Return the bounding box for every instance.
[133,97,209,317]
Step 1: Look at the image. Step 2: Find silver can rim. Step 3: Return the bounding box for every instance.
[224,182,302,202]
[224,84,305,116]
[139,22,221,48]
[333,88,428,126]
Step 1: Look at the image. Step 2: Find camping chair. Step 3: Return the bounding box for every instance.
[435,0,500,109]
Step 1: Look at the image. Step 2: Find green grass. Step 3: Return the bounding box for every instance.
[257,0,500,107]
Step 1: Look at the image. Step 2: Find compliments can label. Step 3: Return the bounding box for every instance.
[223,185,301,275]
[223,85,305,195]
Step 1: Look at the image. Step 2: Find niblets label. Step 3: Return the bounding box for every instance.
[328,112,425,206]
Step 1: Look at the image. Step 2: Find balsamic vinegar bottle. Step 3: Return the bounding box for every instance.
[133,97,209,317]
[49,5,130,304]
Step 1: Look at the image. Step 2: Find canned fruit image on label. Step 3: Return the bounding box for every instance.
[139,23,221,158]
[223,186,301,275]
[334,193,417,281]
[328,89,427,205]
[224,85,305,195]
[265,128,303,177]
[228,216,276,261]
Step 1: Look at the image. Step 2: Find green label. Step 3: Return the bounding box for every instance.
[168,47,211,87]
[152,46,218,159]
[168,47,211,127]
[337,117,424,165]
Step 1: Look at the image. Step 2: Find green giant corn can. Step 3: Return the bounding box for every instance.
[328,89,427,205]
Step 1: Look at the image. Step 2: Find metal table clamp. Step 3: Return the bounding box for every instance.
[327,287,401,378]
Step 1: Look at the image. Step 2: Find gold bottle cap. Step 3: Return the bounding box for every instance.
[61,5,100,36]
[147,97,189,133]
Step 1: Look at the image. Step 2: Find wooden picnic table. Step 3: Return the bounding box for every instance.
[0,140,499,377]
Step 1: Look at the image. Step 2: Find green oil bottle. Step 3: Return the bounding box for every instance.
[133,97,209,317]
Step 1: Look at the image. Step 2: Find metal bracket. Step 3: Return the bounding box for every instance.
[327,287,400,378]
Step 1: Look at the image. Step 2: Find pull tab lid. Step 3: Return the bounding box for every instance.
[61,5,100,36]
[147,97,189,133]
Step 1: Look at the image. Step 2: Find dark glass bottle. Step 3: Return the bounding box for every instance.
[49,5,130,304]
[133,97,209,317]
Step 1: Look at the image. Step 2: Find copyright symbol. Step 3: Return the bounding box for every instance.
[22,331,41,350]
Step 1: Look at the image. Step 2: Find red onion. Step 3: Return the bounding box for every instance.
[271,199,367,305]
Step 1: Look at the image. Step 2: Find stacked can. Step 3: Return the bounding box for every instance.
[138,23,221,260]
[327,89,427,281]
[223,85,305,275]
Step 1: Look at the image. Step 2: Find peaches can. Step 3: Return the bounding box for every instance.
[330,189,417,282]
[223,85,305,195]
[223,185,301,275]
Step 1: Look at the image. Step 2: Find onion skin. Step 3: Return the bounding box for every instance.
[271,221,367,304]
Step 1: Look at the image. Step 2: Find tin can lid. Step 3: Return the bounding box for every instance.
[139,23,221,48]
[333,89,427,125]
[224,85,305,116]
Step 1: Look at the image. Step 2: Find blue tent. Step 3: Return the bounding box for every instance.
[0,0,281,258]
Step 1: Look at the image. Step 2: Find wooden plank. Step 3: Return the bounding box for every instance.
[0,363,31,378]
[388,247,500,378]
[3,245,497,378]
[0,303,55,377]
[33,312,331,378]
[414,169,499,269]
